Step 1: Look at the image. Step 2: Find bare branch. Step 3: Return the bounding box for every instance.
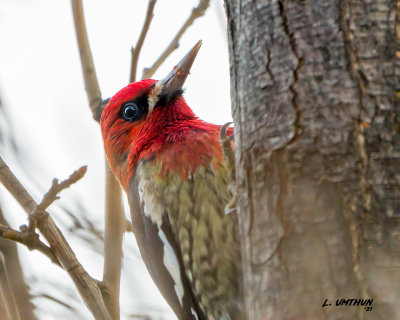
[70,0,126,316]
[36,293,77,312]
[0,157,111,320]
[102,4,160,316]
[142,0,210,79]
[130,0,157,82]
[102,163,125,320]
[0,253,20,320]
[60,204,104,243]
[0,224,61,267]
[127,314,152,320]
[71,0,102,121]
[0,160,36,215]
[36,166,87,214]
[0,289,10,320]
[28,166,87,232]
[0,207,36,320]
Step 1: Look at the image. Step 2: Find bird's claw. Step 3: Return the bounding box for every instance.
[224,192,237,215]
[220,122,233,142]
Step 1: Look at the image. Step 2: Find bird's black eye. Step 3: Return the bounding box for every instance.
[121,102,142,122]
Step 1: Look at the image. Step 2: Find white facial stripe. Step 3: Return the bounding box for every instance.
[147,81,163,114]
[158,229,184,307]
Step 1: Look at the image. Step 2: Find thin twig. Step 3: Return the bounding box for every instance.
[127,314,152,320]
[0,224,61,267]
[0,157,111,320]
[142,0,210,79]
[37,166,87,213]
[71,0,102,122]
[0,253,20,320]
[61,204,104,242]
[37,293,77,312]
[28,166,87,232]
[130,0,157,82]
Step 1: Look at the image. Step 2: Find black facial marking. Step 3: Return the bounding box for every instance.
[121,94,149,122]
[157,88,184,108]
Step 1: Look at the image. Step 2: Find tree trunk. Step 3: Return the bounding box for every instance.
[224,0,399,319]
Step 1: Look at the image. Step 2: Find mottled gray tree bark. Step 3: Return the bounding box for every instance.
[224,0,399,319]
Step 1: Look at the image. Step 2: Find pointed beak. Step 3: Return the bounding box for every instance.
[160,40,202,99]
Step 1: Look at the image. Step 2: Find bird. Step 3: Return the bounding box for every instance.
[100,41,240,320]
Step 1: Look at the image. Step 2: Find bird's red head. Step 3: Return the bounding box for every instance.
[100,41,221,190]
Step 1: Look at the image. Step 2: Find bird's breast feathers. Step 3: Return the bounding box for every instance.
[129,134,239,319]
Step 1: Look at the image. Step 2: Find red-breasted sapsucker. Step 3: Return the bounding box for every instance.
[100,41,240,320]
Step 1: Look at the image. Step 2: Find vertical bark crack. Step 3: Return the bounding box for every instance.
[265,49,275,83]
[225,0,398,318]
[339,2,372,316]
[339,0,367,120]
[278,0,302,145]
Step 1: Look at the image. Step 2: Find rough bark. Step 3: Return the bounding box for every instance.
[224,0,399,319]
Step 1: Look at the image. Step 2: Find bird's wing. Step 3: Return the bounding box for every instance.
[127,162,205,320]
[130,148,240,320]
[163,162,240,320]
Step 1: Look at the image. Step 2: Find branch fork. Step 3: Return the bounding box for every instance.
[0,157,111,320]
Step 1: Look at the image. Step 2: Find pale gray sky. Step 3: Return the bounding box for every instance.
[0,0,231,319]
